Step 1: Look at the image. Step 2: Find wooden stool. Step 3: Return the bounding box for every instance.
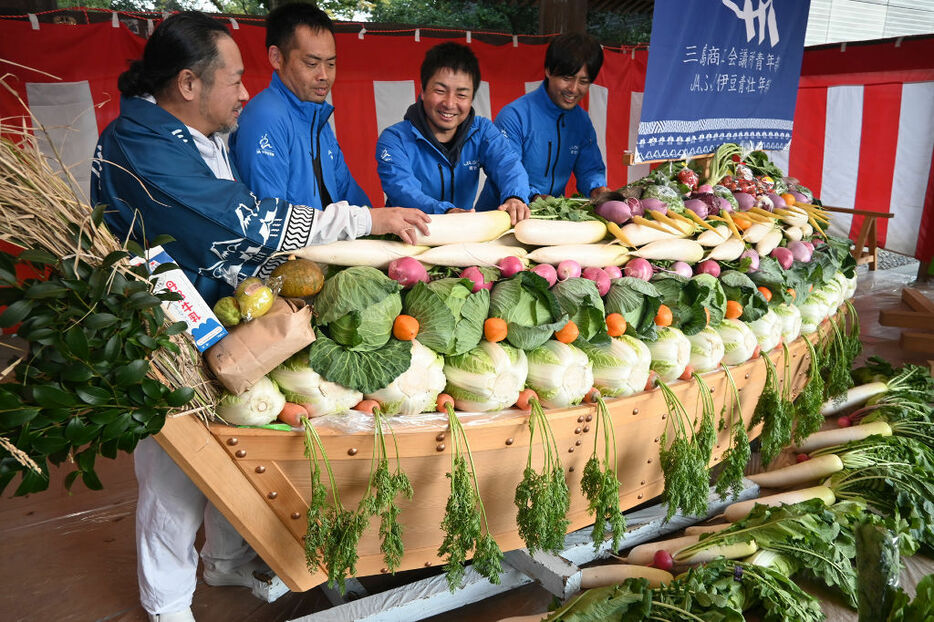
[821,206,893,270]
[879,288,934,354]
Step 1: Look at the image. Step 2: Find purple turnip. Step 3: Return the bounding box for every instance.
[770,246,794,270]
[388,256,429,289]
[626,197,644,217]
[683,198,709,220]
[766,192,786,210]
[733,191,755,212]
[595,200,633,225]
[640,198,667,215]
[785,240,813,263]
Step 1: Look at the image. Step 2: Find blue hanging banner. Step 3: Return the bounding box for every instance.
[637,0,810,162]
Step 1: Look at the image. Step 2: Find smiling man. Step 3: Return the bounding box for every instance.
[375,42,531,223]
[476,33,610,210]
[230,3,370,210]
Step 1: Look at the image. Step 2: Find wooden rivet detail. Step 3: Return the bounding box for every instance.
[575,440,581,446]
[583,425,590,433]
[574,427,582,434]
[577,415,585,423]
[632,407,639,415]
[709,386,715,393]
[255,465,266,474]
[568,466,575,472]
[640,480,645,485]
[568,447,574,453]
[505,437,514,446]
[585,414,593,422]
[227,437,239,446]
[661,414,666,420]
[436,443,446,452]
[647,458,652,464]
[744,372,750,379]
[436,433,445,442]
[234,449,246,458]
[267,491,278,500]
[291,512,301,520]
[380,568,388,574]
[347,448,358,456]
[654,437,659,443]
[424,561,432,567]
[637,493,644,499]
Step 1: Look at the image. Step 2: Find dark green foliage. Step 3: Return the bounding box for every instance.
[579,398,625,551]
[716,365,751,500]
[793,338,825,444]
[0,243,194,496]
[752,353,792,467]
[656,379,709,519]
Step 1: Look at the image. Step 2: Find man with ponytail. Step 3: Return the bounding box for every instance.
[91,12,429,622]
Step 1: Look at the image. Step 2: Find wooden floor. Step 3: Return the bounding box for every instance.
[1,264,932,622]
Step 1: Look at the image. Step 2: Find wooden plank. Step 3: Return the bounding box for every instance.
[900,331,934,354]
[821,205,894,218]
[878,309,934,330]
[902,288,934,314]
[154,414,323,592]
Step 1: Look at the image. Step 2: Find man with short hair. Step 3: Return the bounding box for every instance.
[230,3,369,209]
[476,33,610,210]
[376,42,531,223]
[92,12,428,622]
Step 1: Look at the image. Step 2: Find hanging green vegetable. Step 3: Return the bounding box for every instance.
[793,337,825,444]
[752,352,793,467]
[656,379,709,520]
[717,365,752,500]
[580,395,626,551]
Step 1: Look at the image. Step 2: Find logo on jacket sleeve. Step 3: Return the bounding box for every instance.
[380,148,392,162]
[257,133,275,157]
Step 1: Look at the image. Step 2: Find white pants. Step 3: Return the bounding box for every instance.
[134,437,256,615]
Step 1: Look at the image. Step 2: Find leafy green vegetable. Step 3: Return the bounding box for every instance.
[748,256,795,306]
[580,398,625,551]
[402,278,489,356]
[856,521,901,621]
[489,272,569,351]
[751,352,792,467]
[604,277,662,341]
[719,270,768,323]
[885,573,934,621]
[307,330,412,394]
[682,273,727,335]
[793,338,825,444]
[315,266,402,351]
[515,398,570,554]
[367,412,413,574]
[438,404,503,590]
[657,379,709,519]
[528,195,596,221]
[717,365,751,500]
[642,183,686,213]
[744,150,786,180]
[551,278,607,344]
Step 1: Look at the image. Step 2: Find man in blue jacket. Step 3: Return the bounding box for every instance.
[229,3,369,209]
[375,42,531,223]
[92,13,428,622]
[476,33,610,211]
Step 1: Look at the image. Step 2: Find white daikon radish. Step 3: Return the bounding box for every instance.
[703,236,746,261]
[620,222,685,247]
[742,222,773,244]
[674,539,758,565]
[291,240,427,268]
[723,485,836,522]
[631,238,704,263]
[412,211,511,246]
[579,564,673,589]
[514,218,607,245]
[417,243,527,267]
[625,534,700,566]
[684,523,732,536]
[793,421,893,454]
[527,244,629,267]
[783,226,803,242]
[747,454,844,489]
[755,228,784,256]
[819,382,888,416]
[697,225,731,247]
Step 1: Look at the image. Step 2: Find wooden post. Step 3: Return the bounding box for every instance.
[539,0,588,35]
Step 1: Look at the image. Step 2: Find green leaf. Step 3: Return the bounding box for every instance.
[76,385,112,406]
[164,321,188,336]
[102,250,129,269]
[63,470,81,491]
[115,359,149,386]
[31,384,75,408]
[403,278,488,356]
[91,203,106,226]
[0,407,40,428]
[63,326,90,360]
[101,412,132,441]
[151,234,176,247]
[307,330,412,394]
[552,278,607,343]
[604,277,661,341]
[24,282,68,299]
[127,291,161,310]
[84,312,118,331]
[17,248,58,265]
[61,365,95,384]
[32,433,70,455]
[102,335,121,361]
[81,468,104,490]
[137,334,159,351]
[13,466,50,496]
[0,299,34,327]
[125,240,145,258]
[152,262,179,276]
[65,418,102,446]
[166,387,194,408]
[489,271,568,351]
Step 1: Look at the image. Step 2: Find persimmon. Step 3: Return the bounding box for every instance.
[725,300,743,320]
[555,320,579,343]
[654,304,673,327]
[605,313,627,337]
[392,314,419,340]
[483,317,508,342]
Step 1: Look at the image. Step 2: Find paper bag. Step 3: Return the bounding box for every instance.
[204,297,314,394]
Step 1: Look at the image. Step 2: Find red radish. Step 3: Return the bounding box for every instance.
[556,259,582,281]
[802,241,815,253]
[595,200,633,225]
[625,257,653,281]
[670,261,692,279]
[387,256,429,289]
[652,549,674,571]
[582,266,611,295]
[813,238,825,246]
[786,240,812,263]
[604,265,623,279]
[837,416,852,428]
[695,260,721,278]
[497,255,525,278]
[796,453,811,463]
[460,266,491,292]
[531,263,558,287]
[770,247,793,270]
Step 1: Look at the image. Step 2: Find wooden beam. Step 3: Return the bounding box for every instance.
[539,0,588,35]
[900,331,934,354]
[821,205,894,218]
[879,309,934,330]
[902,288,934,314]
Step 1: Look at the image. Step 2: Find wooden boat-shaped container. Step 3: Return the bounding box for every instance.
[157,322,832,592]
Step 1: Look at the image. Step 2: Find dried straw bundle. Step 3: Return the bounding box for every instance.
[0,77,219,424]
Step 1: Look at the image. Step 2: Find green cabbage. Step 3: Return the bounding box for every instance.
[604,277,662,341]
[551,277,607,343]
[713,185,739,211]
[525,340,593,408]
[580,335,651,397]
[402,278,489,355]
[443,341,528,412]
[316,266,402,352]
[489,272,568,351]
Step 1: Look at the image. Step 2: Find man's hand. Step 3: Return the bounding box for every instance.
[497,197,530,225]
[589,186,612,200]
[445,207,475,214]
[370,207,432,245]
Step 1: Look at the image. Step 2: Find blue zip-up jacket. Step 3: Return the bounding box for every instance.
[376,108,530,214]
[91,97,338,305]
[476,81,606,210]
[229,72,370,210]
